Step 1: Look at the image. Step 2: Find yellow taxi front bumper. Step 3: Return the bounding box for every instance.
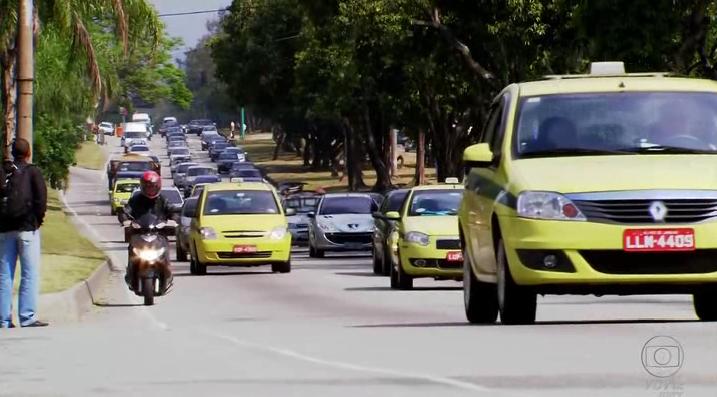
[500,216,717,287]
[195,236,291,265]
[399,236,463,278]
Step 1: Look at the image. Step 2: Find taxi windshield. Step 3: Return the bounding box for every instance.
[409,190,462,216]
[515,92,717,158]
[284,197,319,213]
[203,191,279,215]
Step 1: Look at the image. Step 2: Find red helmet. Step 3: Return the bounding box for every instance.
[140,171,162,199]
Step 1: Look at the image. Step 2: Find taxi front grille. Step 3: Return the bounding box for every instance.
[409,259,462,269]
[573,199,717,224]
[222,230,266,239]
[581,250,717,274]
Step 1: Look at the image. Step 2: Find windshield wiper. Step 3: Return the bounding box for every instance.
[521,148,633,158]
[616,145,716,154]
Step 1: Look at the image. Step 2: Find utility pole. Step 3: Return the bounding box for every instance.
[16,0,34,161]
[415,129,426,185]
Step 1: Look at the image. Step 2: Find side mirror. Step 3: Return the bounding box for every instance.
[307,212,315,219]
[463,143,494,168]
[285,208,296,216]
[185,206,198,218]
[385,211,401,221]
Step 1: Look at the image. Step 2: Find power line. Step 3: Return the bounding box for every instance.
[158,8,228,17]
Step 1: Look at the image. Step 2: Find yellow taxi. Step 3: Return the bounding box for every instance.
[460,62,717,324]
[188,182,293,275]
[384,180,463,289]
[110,179,140,215]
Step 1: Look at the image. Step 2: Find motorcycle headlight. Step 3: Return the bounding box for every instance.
[269,227,287,240]
[200,227,217,240]
[405,231,430,246]
[516,191,586,221]
[317,220,336,232]
[132,247,165,262]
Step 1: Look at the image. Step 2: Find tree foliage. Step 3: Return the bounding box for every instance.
[212,0,717,190]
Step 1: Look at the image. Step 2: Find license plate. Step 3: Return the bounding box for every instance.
[623,229,695,252]
[233,245,257,253]
[446,251,464,262]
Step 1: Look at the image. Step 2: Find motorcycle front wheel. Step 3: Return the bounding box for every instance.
[142,278,155,306]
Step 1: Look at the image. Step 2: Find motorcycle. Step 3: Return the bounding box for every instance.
[125,213,175,305]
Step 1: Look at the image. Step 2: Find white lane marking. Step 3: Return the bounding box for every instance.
[206,331,497,394]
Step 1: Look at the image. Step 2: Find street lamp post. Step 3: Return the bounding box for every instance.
[16,0,34,161]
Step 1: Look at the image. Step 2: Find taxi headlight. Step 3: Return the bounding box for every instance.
[200,227,217,240]
[405,231,430,246]
[269,227,287,240]
[517,191,586,221]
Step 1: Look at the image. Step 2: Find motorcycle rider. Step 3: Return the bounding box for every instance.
[118,171,173,288]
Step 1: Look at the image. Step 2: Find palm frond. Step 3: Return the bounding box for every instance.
[111,0,128,55]
[71,12,102,99]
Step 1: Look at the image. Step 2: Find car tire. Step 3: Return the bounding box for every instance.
[496,239,536,325]
[396,250,413,290]
[272,261,291,273]
[464,251,498,324]
[124,228,131,243]
[110,207,116,216]
[176,241,188,262]
[390,259,399,289]
[309,244,317,258]
[381,247,391,276]
[372,246,383,275]
[694,292,717,321]
[315,248,325,258]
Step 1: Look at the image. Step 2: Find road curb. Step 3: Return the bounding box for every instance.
[38,258,115,324]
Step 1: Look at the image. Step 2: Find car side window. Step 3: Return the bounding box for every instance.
[480,104,501,146]
[490,94,511,157]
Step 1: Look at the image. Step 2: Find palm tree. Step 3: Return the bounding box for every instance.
[0,0,161,157]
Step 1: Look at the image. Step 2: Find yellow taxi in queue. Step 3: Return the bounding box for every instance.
[459,62,717,325]
[384,180,464,289]
[110,179,140,216]
[188,182,293,275]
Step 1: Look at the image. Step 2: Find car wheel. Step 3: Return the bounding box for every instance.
[396,250,413,290]
[464,249,498,324]
[389,259,399,289]
[176,241,188,262]
[694,292,717,321]
[372,246,383,275]
[381,246,391,276]
[272,261,291,273]
[315,248,325,258]
[124,228,131,243]
[309,244,316,258]
[110,207,116,216]
[496,239,536,325]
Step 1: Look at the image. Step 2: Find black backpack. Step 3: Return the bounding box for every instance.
[0,164,32,221]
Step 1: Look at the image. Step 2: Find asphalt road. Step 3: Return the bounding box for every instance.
[1,134,716,396]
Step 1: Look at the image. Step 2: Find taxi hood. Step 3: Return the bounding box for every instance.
[510,155,717,194]
[403,215,458,236]
[200,214,286,232]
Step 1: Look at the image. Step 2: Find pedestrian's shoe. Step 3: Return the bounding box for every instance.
[22,320,49,328]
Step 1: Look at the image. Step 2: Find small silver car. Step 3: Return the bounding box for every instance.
[283,193,321,246]
[175,197,198,262]
[308,193,377,258]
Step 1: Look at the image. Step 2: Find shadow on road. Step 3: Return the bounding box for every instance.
[173,271,272,277]
[94,302,144,308]
[344,286,462,292]
[335,271,380,277]
[351,322,470,328]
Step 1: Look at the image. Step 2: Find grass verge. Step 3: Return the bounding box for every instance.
[74,141,108,170]
[241,135,436,192]
[39,189,105,293]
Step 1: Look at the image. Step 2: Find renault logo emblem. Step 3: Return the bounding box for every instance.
[649,201,668,222]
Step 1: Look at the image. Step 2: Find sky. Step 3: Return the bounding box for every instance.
[149,0,232,61]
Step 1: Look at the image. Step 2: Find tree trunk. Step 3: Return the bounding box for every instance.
[1,49,17,160]
[343,119,365,191]
[272,128,285,160]
[361,104,392,192]
[414,129,426,185]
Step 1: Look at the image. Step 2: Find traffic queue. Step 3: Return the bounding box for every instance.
[106,62,717,324]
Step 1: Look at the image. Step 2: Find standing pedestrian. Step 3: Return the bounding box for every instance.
[0,139,49,329]
[230,121,236,139]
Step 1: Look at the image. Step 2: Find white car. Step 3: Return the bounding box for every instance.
[98,122,114,135]
[122,122,149,148]
[128,145,151,155]
[308,193,377,257]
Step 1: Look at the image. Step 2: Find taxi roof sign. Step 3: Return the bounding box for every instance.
[590,61,625,75]
[444,177,460,184]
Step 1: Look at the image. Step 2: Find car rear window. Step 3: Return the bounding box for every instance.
[116,183,139,193]
[319,196,374,215]
[182,198,198,216]
[188,168,215,176]
[385,190,409,212]
[203,191,279,215]
[161,190,183,204]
